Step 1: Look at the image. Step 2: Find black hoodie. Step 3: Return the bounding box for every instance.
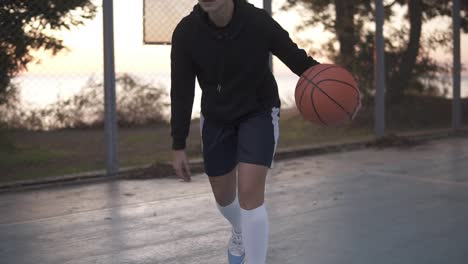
[170,0,319,150]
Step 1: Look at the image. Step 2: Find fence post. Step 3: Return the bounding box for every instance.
[452,0,462,130]
[103,0,119,174]
[374,0,386,138]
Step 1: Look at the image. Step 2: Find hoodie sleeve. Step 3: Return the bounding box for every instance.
[170,21,196,150]
[266,13,320,76]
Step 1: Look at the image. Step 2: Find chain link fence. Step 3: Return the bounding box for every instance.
[144,0,196,44]
[0,0,466,185]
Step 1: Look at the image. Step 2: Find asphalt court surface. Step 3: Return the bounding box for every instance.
[1,137,467,264]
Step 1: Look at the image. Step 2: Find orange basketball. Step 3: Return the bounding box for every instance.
[295,64,361,126]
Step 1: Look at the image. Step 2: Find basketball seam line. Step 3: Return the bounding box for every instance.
[310,66,341,82]
[297,81,308,116]
[305,77,353,120]
[316,78,361,117]
[316,78,360,96]
[298,67,318,117]
[298,66,336,123]
[309,81,328,126]
[297,65,336,88]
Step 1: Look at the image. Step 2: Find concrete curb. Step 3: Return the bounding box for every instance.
[1,129,467,193]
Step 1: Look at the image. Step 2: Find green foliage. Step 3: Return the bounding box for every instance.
[283,0,467,101]
[0,0,97,103]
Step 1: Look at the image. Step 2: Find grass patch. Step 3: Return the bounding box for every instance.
[1,96,467,184]
[0,148,65,167]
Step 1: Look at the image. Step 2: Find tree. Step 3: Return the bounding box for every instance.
[0,0,97,104]
[283,0,467,102]
[389,0,468,101]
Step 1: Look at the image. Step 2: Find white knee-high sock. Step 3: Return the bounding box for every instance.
[241,204,269,264]
[217,196,242,234]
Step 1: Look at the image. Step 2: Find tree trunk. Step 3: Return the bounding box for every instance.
[334,0,356,69]
[389,0,423,102]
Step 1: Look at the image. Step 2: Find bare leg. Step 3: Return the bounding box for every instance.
[208,166,237,206]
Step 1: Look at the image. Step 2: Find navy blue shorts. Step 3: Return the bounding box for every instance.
[200,107,280,177]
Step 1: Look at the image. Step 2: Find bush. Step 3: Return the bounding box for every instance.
[0,73,169,130]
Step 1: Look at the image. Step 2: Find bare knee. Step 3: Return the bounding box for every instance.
[238,187,264,210]
[238,163,268,210]
[213,188,236,207]
[209,167,237,207]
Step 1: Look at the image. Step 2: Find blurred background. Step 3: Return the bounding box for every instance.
[0,0,467,184]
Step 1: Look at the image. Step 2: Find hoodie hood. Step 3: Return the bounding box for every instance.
[193,0,249,40]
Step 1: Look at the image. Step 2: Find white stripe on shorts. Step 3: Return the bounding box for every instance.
[200,114,205,152]
[270,107,280,168]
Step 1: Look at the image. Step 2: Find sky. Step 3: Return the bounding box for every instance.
[28,0,279,75]
[25,0,468,76]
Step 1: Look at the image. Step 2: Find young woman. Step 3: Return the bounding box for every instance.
[170,0,319,263]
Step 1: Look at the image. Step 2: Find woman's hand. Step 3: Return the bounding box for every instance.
[172,150,191,182]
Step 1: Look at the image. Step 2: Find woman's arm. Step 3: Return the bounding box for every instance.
[266,12,320,76]
[170,21,196,151]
